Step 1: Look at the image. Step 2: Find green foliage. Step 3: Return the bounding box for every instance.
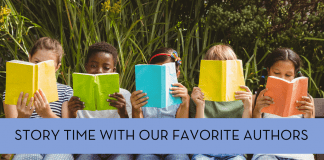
[0,0,323,116]
[208,0,324,97]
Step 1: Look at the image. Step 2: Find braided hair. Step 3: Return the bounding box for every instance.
[253,48,304,110]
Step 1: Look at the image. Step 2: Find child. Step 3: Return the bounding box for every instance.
[252,48,315,160]
[2,37,73,159]
[131,47,190,160]
[3,37,73,118]
[68,42,133,160]
[189,45,252,160]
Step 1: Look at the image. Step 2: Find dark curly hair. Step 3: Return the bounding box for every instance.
[86,42,118,66]
[29,37,63,64]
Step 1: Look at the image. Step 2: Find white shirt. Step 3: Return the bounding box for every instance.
[76,88,132,118]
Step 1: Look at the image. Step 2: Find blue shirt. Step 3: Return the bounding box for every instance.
[142,104,180,118]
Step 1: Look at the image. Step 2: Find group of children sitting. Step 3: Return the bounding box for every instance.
[2,37,315,160]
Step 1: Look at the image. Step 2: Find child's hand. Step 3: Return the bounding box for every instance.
[34,89,55,118]
[191,87,205,108]
[170,83,190,104]
[68,96,85,118]
[130,90,148,111]
[16,92,35,118]
[254,88,274,113]
[108,93,129,118]
[235,86,252,110]
[296,96,315,118]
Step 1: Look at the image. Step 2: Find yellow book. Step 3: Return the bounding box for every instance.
[5,60,58,105]
[198,60,245,102]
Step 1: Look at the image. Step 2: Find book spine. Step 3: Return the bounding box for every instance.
[94,75,98,111]
[162,66,166,108]
[286,82,294,117]
[223,61,227,101]
[34,65,38,94]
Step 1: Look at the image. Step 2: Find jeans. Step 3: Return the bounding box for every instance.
[13,154,74,160]
[191,154,246,160]
[135,154,190,160]
[74,154,133,160]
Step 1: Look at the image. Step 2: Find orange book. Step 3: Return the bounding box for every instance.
[262,76,308,117]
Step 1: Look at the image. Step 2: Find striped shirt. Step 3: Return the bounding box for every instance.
[2,83,73,118]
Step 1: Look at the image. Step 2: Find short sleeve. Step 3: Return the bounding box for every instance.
[63,85,73,102]
[120,88,132,118]
[2,91,6,102]
[189,98,197,118]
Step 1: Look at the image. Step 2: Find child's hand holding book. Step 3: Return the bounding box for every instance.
[34,89,58,118]
[107,92,129,118]
[235,86,253,110]
[254,88,275,114]
[296,96,315,118]
[68,96,85,118]
[16,92,35,118]
[191,87,205,118]
[130,90,148,118]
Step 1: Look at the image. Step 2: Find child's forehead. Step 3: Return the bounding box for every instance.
[88,52,114,63]
[31,49,58,61]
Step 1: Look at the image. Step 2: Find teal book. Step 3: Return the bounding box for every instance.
[72,73,120,111]
[135,62,182,108]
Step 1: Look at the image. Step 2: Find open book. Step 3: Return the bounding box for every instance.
[262,76,308,117]
[198,60,245,102]
[5,60,58,105]
[72,73,119,111]
[135,62,182,108]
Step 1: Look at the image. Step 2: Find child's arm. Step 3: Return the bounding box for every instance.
[131,90,147,118]
[191,87,205,118]
[252,88,274,118]
[235,86,252,118]
[34,89,60,118]
[108,93,129,118]
[4,92,35,118]
[170,83,190,118]
[296,96,315,118]
[67,96,84,118]
[61,102,70,118]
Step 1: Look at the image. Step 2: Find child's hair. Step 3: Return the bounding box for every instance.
[149,47,180,70]
[29,37,63,64]
[254,48,304,107]
[204,45,237,60]
[86,42,118,66]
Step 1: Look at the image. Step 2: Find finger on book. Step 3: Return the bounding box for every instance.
[258,88,268,98]
[240,86,251,92]
[136,96,148,105]
[22,93,29,107]
[131,90,143,97]
[39,88,48,102]
[17,92,24,107]
[135,92,147,100]
[302,96,312,102]
[109,95,125,103]
[296,100,312,106]
[70,96,80,101]
[111,92,124,98]
[171,83,183,87]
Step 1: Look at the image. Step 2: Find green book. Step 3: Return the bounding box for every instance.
[72,73,120,111]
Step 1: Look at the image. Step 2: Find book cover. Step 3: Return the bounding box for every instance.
[198,60,245,102]
[72,73,119,111]
[5,60,58,105]
[262,76,308,117]
[135,62,182,108]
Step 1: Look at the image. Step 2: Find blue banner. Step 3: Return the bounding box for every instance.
[0,118,322,154]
